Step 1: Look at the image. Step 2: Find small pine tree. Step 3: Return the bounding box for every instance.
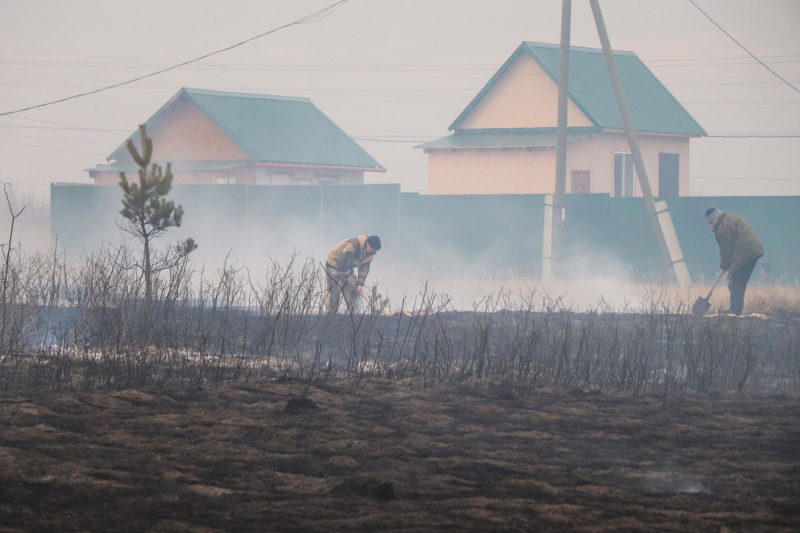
[118,124,197,301]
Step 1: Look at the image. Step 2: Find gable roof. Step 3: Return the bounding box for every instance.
[450,41,706,136]
[108,88,384,170]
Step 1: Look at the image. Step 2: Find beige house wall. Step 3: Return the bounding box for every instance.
[143,98,251,161]
[253,166,364,185]
[425,50,696,197]
[427,149,556,195]
[426,132,691,196]
[92,166,365,188]
[458,54,594,129]
[91,166,365,187]
[566,132,690,196]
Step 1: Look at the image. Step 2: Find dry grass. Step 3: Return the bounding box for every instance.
[743,283,800,315]
[379,274,800,316]
[1,248,798,399]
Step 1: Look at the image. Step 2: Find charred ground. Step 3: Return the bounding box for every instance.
[1,296,799,532]
[1,371,799,531]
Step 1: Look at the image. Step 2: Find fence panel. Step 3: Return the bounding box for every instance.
[50,184,799,284]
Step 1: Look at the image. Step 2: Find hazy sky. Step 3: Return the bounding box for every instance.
[1,0,799,200]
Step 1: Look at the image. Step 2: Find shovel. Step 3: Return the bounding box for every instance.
[691,271,724,317]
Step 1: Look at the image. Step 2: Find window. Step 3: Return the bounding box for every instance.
[269,173,293,185]
[314,169,340,182]
[613,152,634,197]
[215,177,236,185]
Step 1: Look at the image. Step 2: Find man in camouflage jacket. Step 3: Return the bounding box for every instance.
[705,208,763,315]
[324,235,381,314]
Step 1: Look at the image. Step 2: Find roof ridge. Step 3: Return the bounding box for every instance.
[522,41,635,56]
[182,87,311,103]
[454,126,602,135]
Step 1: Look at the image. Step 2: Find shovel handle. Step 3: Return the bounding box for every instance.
[704,271,724,300]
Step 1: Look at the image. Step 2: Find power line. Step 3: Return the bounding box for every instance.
[354,137,431,144]
[0,115,128,134]
[647,54,800,63]
[706,134,800,138]
[688,0,800,96]
[0,132,117,146]
[684,101,800,105]
[0,139,106,156]
[0,0,350,117]
[692,176,800,181]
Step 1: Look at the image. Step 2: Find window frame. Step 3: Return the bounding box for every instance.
[613,152,635,197]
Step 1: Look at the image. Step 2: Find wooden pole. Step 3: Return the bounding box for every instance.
[589,0,683,283]
[548,0,572,282]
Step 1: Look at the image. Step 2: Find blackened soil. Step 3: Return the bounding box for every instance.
[0,382,798,532]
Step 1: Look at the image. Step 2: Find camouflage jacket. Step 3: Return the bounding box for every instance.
[325,235,374,286]
[713,213,763,272]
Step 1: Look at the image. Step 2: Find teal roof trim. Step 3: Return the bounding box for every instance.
[417,127,601,150]
[450,42,706,136]
[109,88,384,170]
[87,159,252,173]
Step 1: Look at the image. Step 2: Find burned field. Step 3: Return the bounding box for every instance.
[1,308,799,532]
[0,377,798,532]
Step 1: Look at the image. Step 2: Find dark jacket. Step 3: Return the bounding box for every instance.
[713,213,763,272]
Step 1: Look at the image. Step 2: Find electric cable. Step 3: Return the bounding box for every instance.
[688,0,800,96]
[0,0,350,117]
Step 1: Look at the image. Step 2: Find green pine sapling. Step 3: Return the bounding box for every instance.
[118,124,197,302]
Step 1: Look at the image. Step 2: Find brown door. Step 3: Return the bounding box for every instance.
[571,170,590,193]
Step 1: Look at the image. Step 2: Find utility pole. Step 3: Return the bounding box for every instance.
[589,0,691,286]
[544,0,571,283]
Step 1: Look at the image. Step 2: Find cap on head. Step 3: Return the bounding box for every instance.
[705,208,722,224]
[366,235,381,251]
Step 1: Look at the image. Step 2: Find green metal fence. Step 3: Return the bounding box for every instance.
[50,184,799,284]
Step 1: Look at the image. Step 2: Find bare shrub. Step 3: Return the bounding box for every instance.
[0,234,798,400]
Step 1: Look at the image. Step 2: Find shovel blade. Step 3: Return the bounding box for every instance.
[692,296,711,316]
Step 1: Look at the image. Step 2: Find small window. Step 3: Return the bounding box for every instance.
[215,177,236,185]
[270,173,293,185]
[314,169,341,179]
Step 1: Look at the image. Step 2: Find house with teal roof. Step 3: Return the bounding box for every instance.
[88,88,385,186]
[418,41,706,197]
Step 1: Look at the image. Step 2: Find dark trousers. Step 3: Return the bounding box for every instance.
[728,257,759,315]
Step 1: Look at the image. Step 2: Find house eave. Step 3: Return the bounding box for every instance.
[254,162,386,173]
